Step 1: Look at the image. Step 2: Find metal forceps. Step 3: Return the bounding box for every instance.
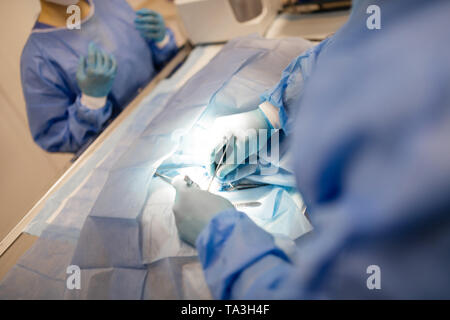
[207,135,235,191]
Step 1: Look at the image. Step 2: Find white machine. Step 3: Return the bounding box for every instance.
[175,0,281,44]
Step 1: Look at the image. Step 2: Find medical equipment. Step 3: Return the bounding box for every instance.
[222,181,269,191]
[233,201,262,208]
[208,135,235,191]
[155,172,261,209]
[155,171,197,188]
[175,0,281,44]
[208,108,274,180]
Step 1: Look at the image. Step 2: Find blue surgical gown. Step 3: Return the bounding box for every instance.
[21,0,177,152]
[260,38,330,133]
[197,0,450,299]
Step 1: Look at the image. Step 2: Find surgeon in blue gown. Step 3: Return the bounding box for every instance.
[21,0,177,152]
[173,0,450,299]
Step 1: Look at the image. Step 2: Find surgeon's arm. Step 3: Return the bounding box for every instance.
[22,57,112,153]
[206,42,329,178]
[259,39,331,132]
[198,203,450,299]
[196,210,303,299]
[198,209,385,299]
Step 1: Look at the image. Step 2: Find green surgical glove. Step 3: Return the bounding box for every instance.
[76,42,117,98]
[134,8,166,43]
[172,177,234,246]
[208,108,273,180]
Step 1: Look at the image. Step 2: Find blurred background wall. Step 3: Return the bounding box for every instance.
[0,0,182,240]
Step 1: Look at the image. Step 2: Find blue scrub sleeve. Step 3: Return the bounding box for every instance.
[198,182,450,299]
[260,39,330,132]
[148,28,178,70]
[196,209,292,299]
[22,55,112,152]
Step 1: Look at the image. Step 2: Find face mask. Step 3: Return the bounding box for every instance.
[45,0,80,5]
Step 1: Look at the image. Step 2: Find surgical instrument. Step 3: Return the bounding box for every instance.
[208,135,235,192]
[233,201,262,208]
[154,171,196,188]
[222,182,270,191]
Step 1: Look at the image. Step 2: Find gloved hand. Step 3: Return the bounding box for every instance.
[134,8,166,43]
[208,108,274,180]
[172,176,234,246]
[76,42,117,98]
